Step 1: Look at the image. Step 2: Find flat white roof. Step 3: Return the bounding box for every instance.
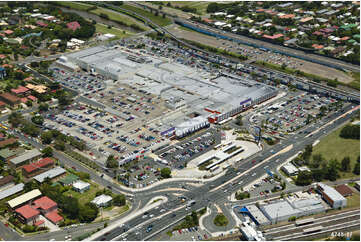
[72,180,90,190]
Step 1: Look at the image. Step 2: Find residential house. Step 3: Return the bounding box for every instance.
[11,86,30,97]
[0,175,14,190]
[0,92,21,107]
[66,21,81,31]
[91,194,113,207]
[22,157,55,178]
[15,205,40,225]
[72,180,90,193]
[0,138,18,148]
[0,148,24,163]
[8,189,42,209]
[8,149,42,168]
[33,167,66,183]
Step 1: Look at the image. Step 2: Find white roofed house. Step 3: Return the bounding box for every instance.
[9,149,42,168]
[91,194,113,207]
[72,180,90,193]
[316,183,347,209]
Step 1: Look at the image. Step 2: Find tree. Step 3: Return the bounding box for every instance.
[160,167,171,178]
[301,144,313,163]
[79,202,98,223]
[8,112,24,128]
[311,169,325,182]
[25,100,33,107]
[57,90,72,107]
[353,162,360,175]
[31,115,44,125]
[59,196,79,219]
[113,194,126,206]
[295,171,313,186]
[341,157,351,172]
[327,159,340,181]
[106,155,118,168]
[340,124,360,139]
[38,103,49,112]
[312,154,324,168]
[54,140,65,151]
[41,131,53,144]
[235,115,243,126]
[21,123,40,137]
[42,146,53,157]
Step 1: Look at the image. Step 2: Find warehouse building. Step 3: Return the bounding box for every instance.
[317,183,347,209]
[259,197,325,224]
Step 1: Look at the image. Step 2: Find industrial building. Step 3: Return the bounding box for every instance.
[238,205,271,226]
[317,183,347,209]
[259,197,325,224]
[281,163,299,176]
[239,217,266,241]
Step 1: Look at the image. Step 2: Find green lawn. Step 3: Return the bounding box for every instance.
[55,1,94,11]
[312,123,360,179]
[348,72,360,90]
[157,1,210,15]
[120,4,172,26]
[346,193,360,208]
[63,182,102,206]
[95,23,133,39]
[90,7,146,28]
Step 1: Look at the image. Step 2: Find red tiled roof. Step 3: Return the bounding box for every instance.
[3,30,13,35]
[22,157,54,173]
[0,54,6,59]
[20,97,28,103]
[11,86,29,95]
[0,92,20,103]
[24,76,33,82]
[27,95,37,101]
[279,14,295,19]
[0,138,17,148]
[0,101,6,107]
[45,210,63,223]
[36,21,48,27]
[340,36,350,41]
[263,33,284,39]
[15,205,40,219]
[32,196,57,210]
[34,220,44,226]
[67,21,81,31]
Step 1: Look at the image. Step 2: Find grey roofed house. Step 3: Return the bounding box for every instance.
[0,183,24,200]
[33,167,66,183]
[9,149,41,166]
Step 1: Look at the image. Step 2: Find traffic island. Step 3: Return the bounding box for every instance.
[213,214,229,227]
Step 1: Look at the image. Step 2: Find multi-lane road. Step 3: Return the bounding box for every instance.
[93,104,359,241]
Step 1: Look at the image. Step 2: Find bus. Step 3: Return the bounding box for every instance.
[0,124,8,130]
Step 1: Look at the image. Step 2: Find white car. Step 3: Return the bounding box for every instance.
[149,214,154,218]
[160,209,166,213]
